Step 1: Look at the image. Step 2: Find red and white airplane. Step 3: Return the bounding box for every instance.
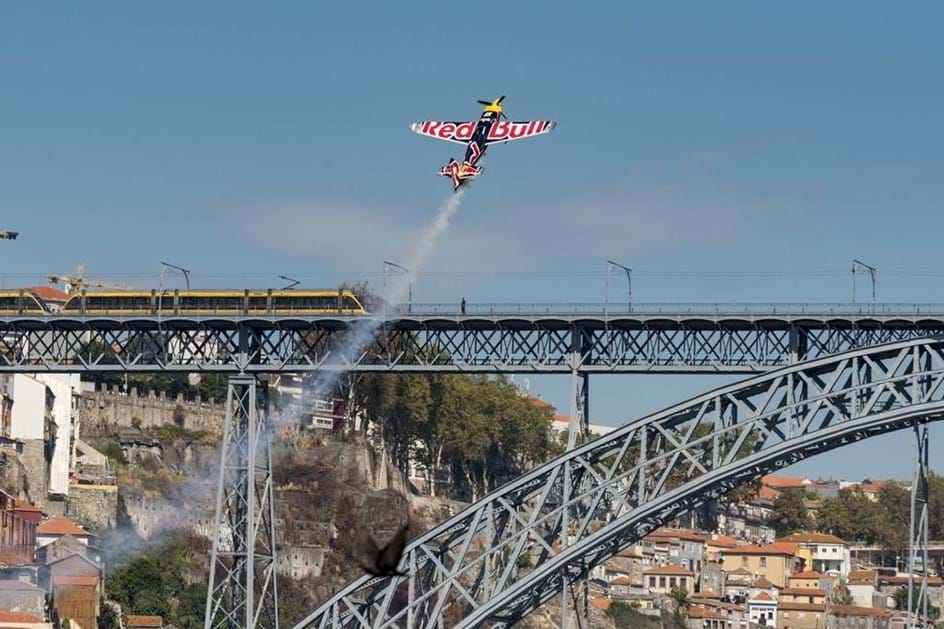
[410,96,556,191]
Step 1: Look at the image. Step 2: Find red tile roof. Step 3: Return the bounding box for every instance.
[127,616,163,627]
[830,605,892,618]
[0,610,44,623]
[589,597,611,611]
[728,542,800,556]
[643,564,694,576]
[790,570,824,580]
[647,528,708,543]
[751,592,774,602]
[689,607,726,619]
[23,286,69,303]
[752,577,775,588]
[611,577,635,586]
[762,475,811,489]
[37,516,89,537]
[881,576,944,586]
[779,532,846,545]
[778,602,826,612]
[758,486,782,501]
[52,575,98,586]
[706,535,740,548]
[848,570,877,584]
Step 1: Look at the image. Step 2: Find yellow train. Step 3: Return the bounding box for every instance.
[0,290,48,315]
[0,289,367,315]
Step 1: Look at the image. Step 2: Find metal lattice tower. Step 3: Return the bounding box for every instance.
[205,376,279,629]
[907,422,930,629]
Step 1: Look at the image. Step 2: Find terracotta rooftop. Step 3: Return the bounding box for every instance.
[0,553,35,567]
[881,576,944,586]
[790,570,824,580]
[52,575,98,586]
[688,607,726,619]
[128,616,164,627]
[830,605,892,619]
[13,503,42,513]
[778,602,826,612]
[589,597,611,611]
[758,486,782,501]
[706,535,740,548]
[762,475,812,489]
[529,397,554,410]
[610,577,635,586]
[751,592,774,602]
[728,541,800,556]
[848,570,877,584]
[37,515,89,537]
[0,580,41,591]
[0,610,44,623]
[647,528,708,543]
[752,577,775,588]
[643,564,694,576]
[727,567,752,576]
[23,286,69,303]
[779,532,847,545]
[697,590,720,599]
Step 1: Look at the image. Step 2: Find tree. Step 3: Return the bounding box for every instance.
[768,489,812,536]
[877,482,911,557]
[816,489,881,543]
[894,586,941,620]
[669,586,690,609]
[196,373,228,402]
[831,580,854,606]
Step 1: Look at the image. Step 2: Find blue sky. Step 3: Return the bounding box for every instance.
[2,2,942,479]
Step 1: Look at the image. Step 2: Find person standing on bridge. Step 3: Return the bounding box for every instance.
[461,298,466,314]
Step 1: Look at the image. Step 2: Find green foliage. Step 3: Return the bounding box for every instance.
[894,586,941,620]
[669,586,689,609]
[605,602,662,629]
[104,533,207,629]
[831,581,855,605]
[147,423,213,445]
[101,441,128,466]
[769,489,812,536]
[817,489,882,543]
[355,373,556,500]
[196,373,228,402]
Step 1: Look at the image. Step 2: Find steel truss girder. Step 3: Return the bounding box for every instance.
[908,422,930,629]
[205,377,279,629]
[3,317,944,373]
[294,338,944,629]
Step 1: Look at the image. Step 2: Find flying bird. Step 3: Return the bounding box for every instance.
[357,523,410,578]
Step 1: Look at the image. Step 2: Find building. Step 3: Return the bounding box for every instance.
[876,575,944,611]
[643,564,696,596]
[722,542,804,588]
[0,610,50,629]
[778,588,825,605]
[846,570,878,608]
[725,567,754,601]
[775,602,825,629]
[828,605,894,629]
[706,535,740,563]
[0,581,45,619]
[35,517,91,549]
[7,375,53,506]
[779,533,850,578]
[748,591,777,627]
[647,528,708,573]
[788,571,827,591]
[47,553,101,629]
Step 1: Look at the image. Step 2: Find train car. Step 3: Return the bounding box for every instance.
[0,290,49,315]
[60,288,367,316]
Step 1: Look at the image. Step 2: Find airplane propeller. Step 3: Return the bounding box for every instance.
[477,95,507,118]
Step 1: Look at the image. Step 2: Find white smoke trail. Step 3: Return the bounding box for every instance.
[314,190,466,394]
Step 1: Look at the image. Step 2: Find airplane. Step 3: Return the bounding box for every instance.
[410,96,556,191]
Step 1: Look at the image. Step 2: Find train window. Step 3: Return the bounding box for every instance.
[63,299,82,311]
[249,297,268,310]
[343,296,361,311]
[0,297,16,310]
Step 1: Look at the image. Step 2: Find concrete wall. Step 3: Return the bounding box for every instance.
[120,489,217,541]
[0,588,46,618]
[80,384,224,435]
[10,375,46,441]
[276,545,326,580]
[20,441,47,508]
[35,375,80,496]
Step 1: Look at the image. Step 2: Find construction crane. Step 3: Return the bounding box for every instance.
[47,264,126,293]
[0,230,18,240]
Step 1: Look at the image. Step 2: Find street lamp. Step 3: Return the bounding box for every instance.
[160,261,191,290]
[383,261,412,314]
[605,260,633,314]
[851,259,876,304]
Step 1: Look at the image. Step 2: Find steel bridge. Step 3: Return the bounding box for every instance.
[296,337,943,628]
[4,302,944,373]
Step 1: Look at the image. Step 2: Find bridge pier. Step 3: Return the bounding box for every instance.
[562,367,590,629]
[204,376,279,629]
[907,422,930,629]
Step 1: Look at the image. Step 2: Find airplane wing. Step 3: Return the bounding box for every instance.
[483,120,556,145]
[410,121,477,145]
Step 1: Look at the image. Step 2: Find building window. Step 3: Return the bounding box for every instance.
[669,577,677,588]
[649,576,656,587]
[742,557,748,567]
[660,577,666,588]
[680,577,687,588]
[760,557,767,568]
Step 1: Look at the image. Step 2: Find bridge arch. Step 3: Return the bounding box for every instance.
[297,337,944,629]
